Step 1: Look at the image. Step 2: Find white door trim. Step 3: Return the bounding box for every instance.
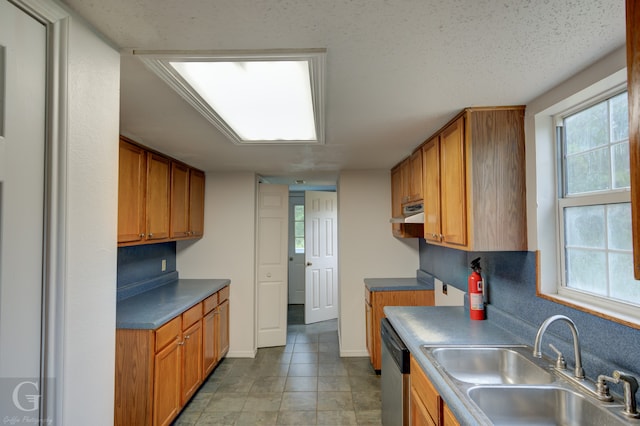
[10,1,70,423]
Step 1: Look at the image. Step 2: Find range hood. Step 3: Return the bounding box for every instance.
[390,203,424,224]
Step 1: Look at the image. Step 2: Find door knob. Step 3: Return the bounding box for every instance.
[306,262,312,266]
[289,257,293,261]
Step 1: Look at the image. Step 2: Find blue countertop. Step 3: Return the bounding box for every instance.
[117,278,230,329]
[384,306,521,426]
[364,277,434,291]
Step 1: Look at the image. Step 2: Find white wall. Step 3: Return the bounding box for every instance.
[64,11,120,426]
[524,46,627,290]
[337,170,419,356]
[177,172,257,357]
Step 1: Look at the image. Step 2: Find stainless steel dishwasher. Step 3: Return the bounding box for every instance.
[381,318,410,426]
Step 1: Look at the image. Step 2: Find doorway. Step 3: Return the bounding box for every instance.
[287,190,338,325]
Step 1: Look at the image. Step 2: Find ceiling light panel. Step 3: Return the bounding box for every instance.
[136,50,326,145]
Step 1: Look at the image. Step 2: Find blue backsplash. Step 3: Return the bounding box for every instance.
[117,242,178,300]
[418,240,640,399]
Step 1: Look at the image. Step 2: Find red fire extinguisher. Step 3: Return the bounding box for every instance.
[468,257,485,320]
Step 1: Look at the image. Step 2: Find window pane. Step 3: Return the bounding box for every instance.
[295,237,305,253]
[564,101,608,155]
[612,142,630,189]
[566,148,610,194]
[294,205,304,221]
[566,248,607,295]
[609,252,639,301]
[565,205,605,248]
[607,203,632,250]
[295,221,304,238]
[610,92,629,143]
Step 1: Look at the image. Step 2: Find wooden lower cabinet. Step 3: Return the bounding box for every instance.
[153,335,181,426]
[365,288,434,371]
[409,355,460,426]
[181,319,203,405]
[115,285,230,426]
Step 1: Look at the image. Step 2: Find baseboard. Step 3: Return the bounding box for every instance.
[226,349,258,358]
[339,349,369,357]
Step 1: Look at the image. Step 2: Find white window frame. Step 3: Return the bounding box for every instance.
[531,52,640,327]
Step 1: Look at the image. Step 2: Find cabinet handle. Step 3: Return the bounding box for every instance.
[185,335,191,340]
[148,233,153,238]
[178,341,185,346]
[139,233,145,238]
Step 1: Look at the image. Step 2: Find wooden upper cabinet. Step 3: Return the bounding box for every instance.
[118,136,205,246]
[422,136,441,243]
[627,0,640,279]
[408,149,423,202]
[419,107,526,251]
[390,161,423,238]
[400,158,411,204]
[188,169,205,238]
[118,140,146,244]
[170,162,190,239]
[390,165,404,238]
[146,152,171,241]
[439,117,467,247]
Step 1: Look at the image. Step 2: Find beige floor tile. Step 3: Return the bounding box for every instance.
[280,391,318,411]
[276,410,317,425]
[316,410,358,425]
[317,391,354,411]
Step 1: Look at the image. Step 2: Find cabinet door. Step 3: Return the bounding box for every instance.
[146,153,171,241]
[181,320,203,406]
[217,299,230,358]
[442,403,460,426]
[410,384,436,426]
[188,169,205,238]
[400,157,411,204]
[439,118,467,247]
[170,162,190,239]
[409,149,423,202]
[391,165,404,237]
[153,339,181,426]
[422,137,441,242]
[202,309,216,377]
[365,300,373,360]
[118,140,146,244]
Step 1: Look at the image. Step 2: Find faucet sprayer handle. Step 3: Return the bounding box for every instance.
[613,370,640,418]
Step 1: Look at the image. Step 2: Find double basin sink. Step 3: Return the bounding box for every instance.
[421,345,637,425]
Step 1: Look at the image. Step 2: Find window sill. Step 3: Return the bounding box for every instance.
[536,289,640,330]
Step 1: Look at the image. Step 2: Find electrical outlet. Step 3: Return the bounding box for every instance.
[161,259,167,272]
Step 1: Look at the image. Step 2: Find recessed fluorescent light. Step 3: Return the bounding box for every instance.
[135,49,326,145]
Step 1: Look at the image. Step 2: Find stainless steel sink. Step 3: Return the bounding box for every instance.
[425,346,554,385]
[467,385,629,425]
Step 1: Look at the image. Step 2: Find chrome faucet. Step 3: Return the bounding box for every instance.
[533,315,585,379]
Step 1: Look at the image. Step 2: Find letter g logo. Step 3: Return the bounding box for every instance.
[12,381,40,412]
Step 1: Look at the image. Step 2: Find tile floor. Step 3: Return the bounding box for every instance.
[172,305,381,425]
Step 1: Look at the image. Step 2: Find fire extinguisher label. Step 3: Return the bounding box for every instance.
[476,280,483,292]
[470,293,484,310]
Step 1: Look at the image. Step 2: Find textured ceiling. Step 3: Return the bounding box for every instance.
[61,0,626,185]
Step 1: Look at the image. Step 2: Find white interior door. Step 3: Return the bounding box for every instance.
[304,191,338,324]
[257,184,289,347]
[288,194,305,304]
[0,0,46,417]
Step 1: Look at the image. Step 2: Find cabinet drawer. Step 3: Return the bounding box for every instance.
[155,316,181,353]
[218,286,230,303]
[203,293,218,314]
[410,355,440,424]
[182,303,202,330]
